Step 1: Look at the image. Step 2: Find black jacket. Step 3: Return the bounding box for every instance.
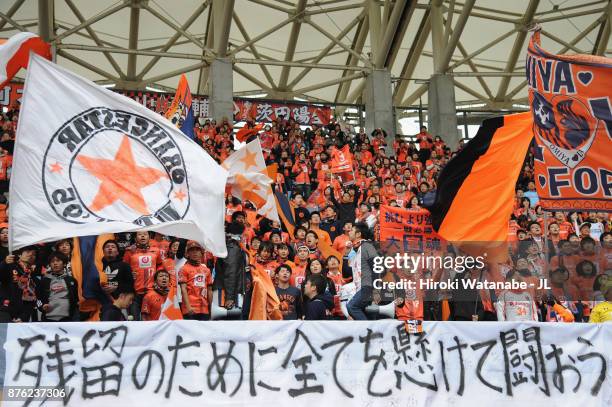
[100,303,126,321]
[330,188,361,225]
[38,273,80,321]
[214,238,247,304]
[304,294,330,320]
[102,258,134,294]
[0,261,23,319]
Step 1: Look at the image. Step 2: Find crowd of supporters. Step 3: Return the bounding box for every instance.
[0,106,610,324]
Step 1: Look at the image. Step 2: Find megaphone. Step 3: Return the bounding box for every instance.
[211,289,243,320]
[365,301,396,319]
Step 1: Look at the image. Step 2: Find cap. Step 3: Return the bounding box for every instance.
[186,240,204,252]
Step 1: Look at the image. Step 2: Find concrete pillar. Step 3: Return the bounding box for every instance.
[364,69,396,156]
[208,58,233,122]
[427,74,459,151]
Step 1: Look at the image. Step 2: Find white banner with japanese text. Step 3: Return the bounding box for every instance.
[0,321,610,406]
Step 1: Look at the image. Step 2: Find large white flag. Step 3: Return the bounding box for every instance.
[222,139,279,223]
[9,55,228,256]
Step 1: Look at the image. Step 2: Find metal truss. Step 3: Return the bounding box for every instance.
[0,0,609,110]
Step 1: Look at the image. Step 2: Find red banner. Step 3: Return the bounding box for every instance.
[233,99,331,125]
[2,83,332,126]
[527,30,612,211]
[379,205,442,253]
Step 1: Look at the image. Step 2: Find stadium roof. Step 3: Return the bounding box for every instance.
[1,0,610,109]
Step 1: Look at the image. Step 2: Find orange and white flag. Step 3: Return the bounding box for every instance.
[10,55,228,256]
[159,284,183,320]
[0,32,51,88]
[223,139,280,223]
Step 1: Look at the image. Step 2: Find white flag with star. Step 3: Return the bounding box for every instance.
[222,139,279,223]
[9,55,228,256]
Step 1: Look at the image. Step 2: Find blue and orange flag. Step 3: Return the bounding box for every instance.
[71,234,113,321]
[165,74,195,140]
[527,29,612,211]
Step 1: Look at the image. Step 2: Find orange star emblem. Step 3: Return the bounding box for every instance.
[77,135,168,214]
[173,189,187,202]
[241,149,258,171]
[49,162,63,173]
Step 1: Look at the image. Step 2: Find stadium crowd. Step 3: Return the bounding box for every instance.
[0,106,610,324]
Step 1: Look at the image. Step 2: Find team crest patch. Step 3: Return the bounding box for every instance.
[42,107,190,226]
[531,91,599,168]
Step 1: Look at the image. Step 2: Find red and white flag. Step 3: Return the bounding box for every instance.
[223,139,280,223]
[0,32,51,88]
[159,284,183,320]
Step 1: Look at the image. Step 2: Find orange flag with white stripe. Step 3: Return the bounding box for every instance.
[159,283,183,320]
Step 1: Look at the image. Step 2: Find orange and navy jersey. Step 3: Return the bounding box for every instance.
[123,246,163,294]
[141,289,166,321]
[179,262,213,314]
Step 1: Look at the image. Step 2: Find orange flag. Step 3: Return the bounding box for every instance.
[236,123,263,143]
[223,139,280,222]
[160,284,183,320]
[248,266,282,320]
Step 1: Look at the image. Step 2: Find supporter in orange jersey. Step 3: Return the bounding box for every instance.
[253,242,279,279]
[290,245,309,289]
[332,222,353,255]
[325,255,345,319]
[549,240,580,277]
[599,232,612,273]
[150,232,170,260]
[547,222,562,247]
[123,231,163,319]
[309,211,332,246]
[141,270,170,321]
[276,243,295,270]
[547,266,572,303]
[0,149,11,196]
[304,231,322,260]
[248,236,261,261]
[225,197,243,224]
[161,239,180,290]
[179,241,213,320]
[554,212,574,239]
[382,177,395,197]
[568,259,598,302]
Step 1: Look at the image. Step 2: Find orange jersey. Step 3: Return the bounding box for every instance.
[161,257,178,289]
[123,246,164,294]
[332,234,350,254]
[254,259,279,279]
[141,289,166,320]
[179,262,213,314]
[0,155,11,181]
[328,272,344,317]
[150,239,170,260]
